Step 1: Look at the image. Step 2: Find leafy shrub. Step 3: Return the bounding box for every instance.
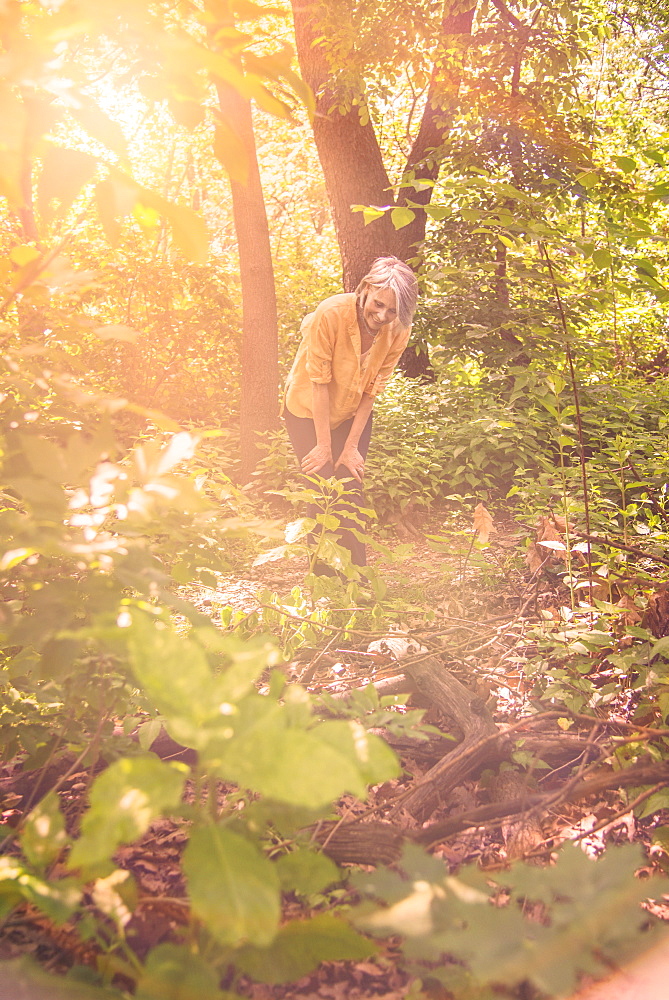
[255,367,669,522]
[0,347,403,995]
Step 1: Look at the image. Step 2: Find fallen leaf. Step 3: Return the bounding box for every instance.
[526,542,546,575]
[473,502,495,545]
[616,594,642,626]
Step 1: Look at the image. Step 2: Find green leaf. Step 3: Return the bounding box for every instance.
[313,719,400,787]
[591,247,612,270]
[68,757,187,872]
[90,869,137,932]
[20,792,70,871]
[212,698,371,806]
[484,844,653,996]
[235,913,376,984]
[614,155,637,173]
[95,174,139,243]
[127,613,217,727]
[0,957,122,999]
[0,858,81,923]
[0,547,37,571]
[139,191,209,263]
[9,245,41,267]
[638,789,669,819]
[275,848,340,897]
[168,97,206,130]
[136,944,231,1000]
[391,206,415,230]
[137,718,163,751]
[643,147,666,166]
[575,170,599,189]
[160,202,209,265]
[650,636,669,661]
[37,146,97,222]
[284,517,312,543]
[425,204,449,221]
[183,825,280,947]
[351,204,389,225]
[127,612,274,748]
[315,512,340,530]
[70,99,128,159]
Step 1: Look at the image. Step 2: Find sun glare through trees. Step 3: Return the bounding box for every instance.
[3,2,669,998]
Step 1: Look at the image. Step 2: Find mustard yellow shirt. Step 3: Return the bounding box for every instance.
[284,293,411,429]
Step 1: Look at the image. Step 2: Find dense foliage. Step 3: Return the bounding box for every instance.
[4,1,669,998]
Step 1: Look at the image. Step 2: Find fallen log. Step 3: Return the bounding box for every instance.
[390,656,507,820]
[313,820,405,866]
[313,759,669,865]
[383,729,594,772]
[416,759,669,848]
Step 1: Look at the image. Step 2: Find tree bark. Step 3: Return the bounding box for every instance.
[290,0,398,289]
[394,4,478,261]
[291,1,478,378]
[393,655,505,820]
[215,83,280,480]
[291,2,477,279]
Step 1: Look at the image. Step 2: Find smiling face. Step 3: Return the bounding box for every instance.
[360,284,398,332]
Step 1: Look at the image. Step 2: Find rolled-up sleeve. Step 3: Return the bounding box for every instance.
[304,306,335,384]
[364,326,411,397]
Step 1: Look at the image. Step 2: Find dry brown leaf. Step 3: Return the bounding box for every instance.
[551,514,577,532]
[644,587,669,638]
[536,516,566,563]
[615,594,642,626]
[473,502,495,545]
[526,541,546,575]
[537,515,564,545]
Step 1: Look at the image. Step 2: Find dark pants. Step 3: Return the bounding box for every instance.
[284,408,373,568]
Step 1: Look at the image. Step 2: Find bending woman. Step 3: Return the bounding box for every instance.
[283,256,418,570]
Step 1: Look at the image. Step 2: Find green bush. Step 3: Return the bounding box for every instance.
[256,367,669,522]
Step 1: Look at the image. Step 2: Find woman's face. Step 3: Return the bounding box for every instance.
[361,285,397,332]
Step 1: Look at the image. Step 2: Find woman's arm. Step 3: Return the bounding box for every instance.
[300,382,333,474]
[335,391,374,482]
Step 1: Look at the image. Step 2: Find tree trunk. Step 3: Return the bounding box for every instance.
[291,0,478,377]
[290,0,398,289]
[216,83,280,480]
[394,4,478,261]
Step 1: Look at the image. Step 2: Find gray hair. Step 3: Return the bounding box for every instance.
[355,256,418,328]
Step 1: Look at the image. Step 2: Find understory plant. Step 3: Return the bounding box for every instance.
[3,347,668,999]
[254,365,669,522]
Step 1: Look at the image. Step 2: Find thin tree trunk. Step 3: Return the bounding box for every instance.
[394,4,478,261]
[216,83,279,479]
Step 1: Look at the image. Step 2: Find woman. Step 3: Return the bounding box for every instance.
[283,256,418,570]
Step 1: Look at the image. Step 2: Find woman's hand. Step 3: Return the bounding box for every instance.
[301,442,333,475]
[335,445,365,482]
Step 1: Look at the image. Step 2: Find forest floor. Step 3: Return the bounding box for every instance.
[2,510,669,999]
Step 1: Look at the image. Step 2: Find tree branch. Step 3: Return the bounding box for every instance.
[575,532,669,570]
[489,0,524,30]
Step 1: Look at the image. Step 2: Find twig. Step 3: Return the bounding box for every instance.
[539,242,593,589]
[573,531,669,569]
[572,781,665,844]
[298,628,343,684]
